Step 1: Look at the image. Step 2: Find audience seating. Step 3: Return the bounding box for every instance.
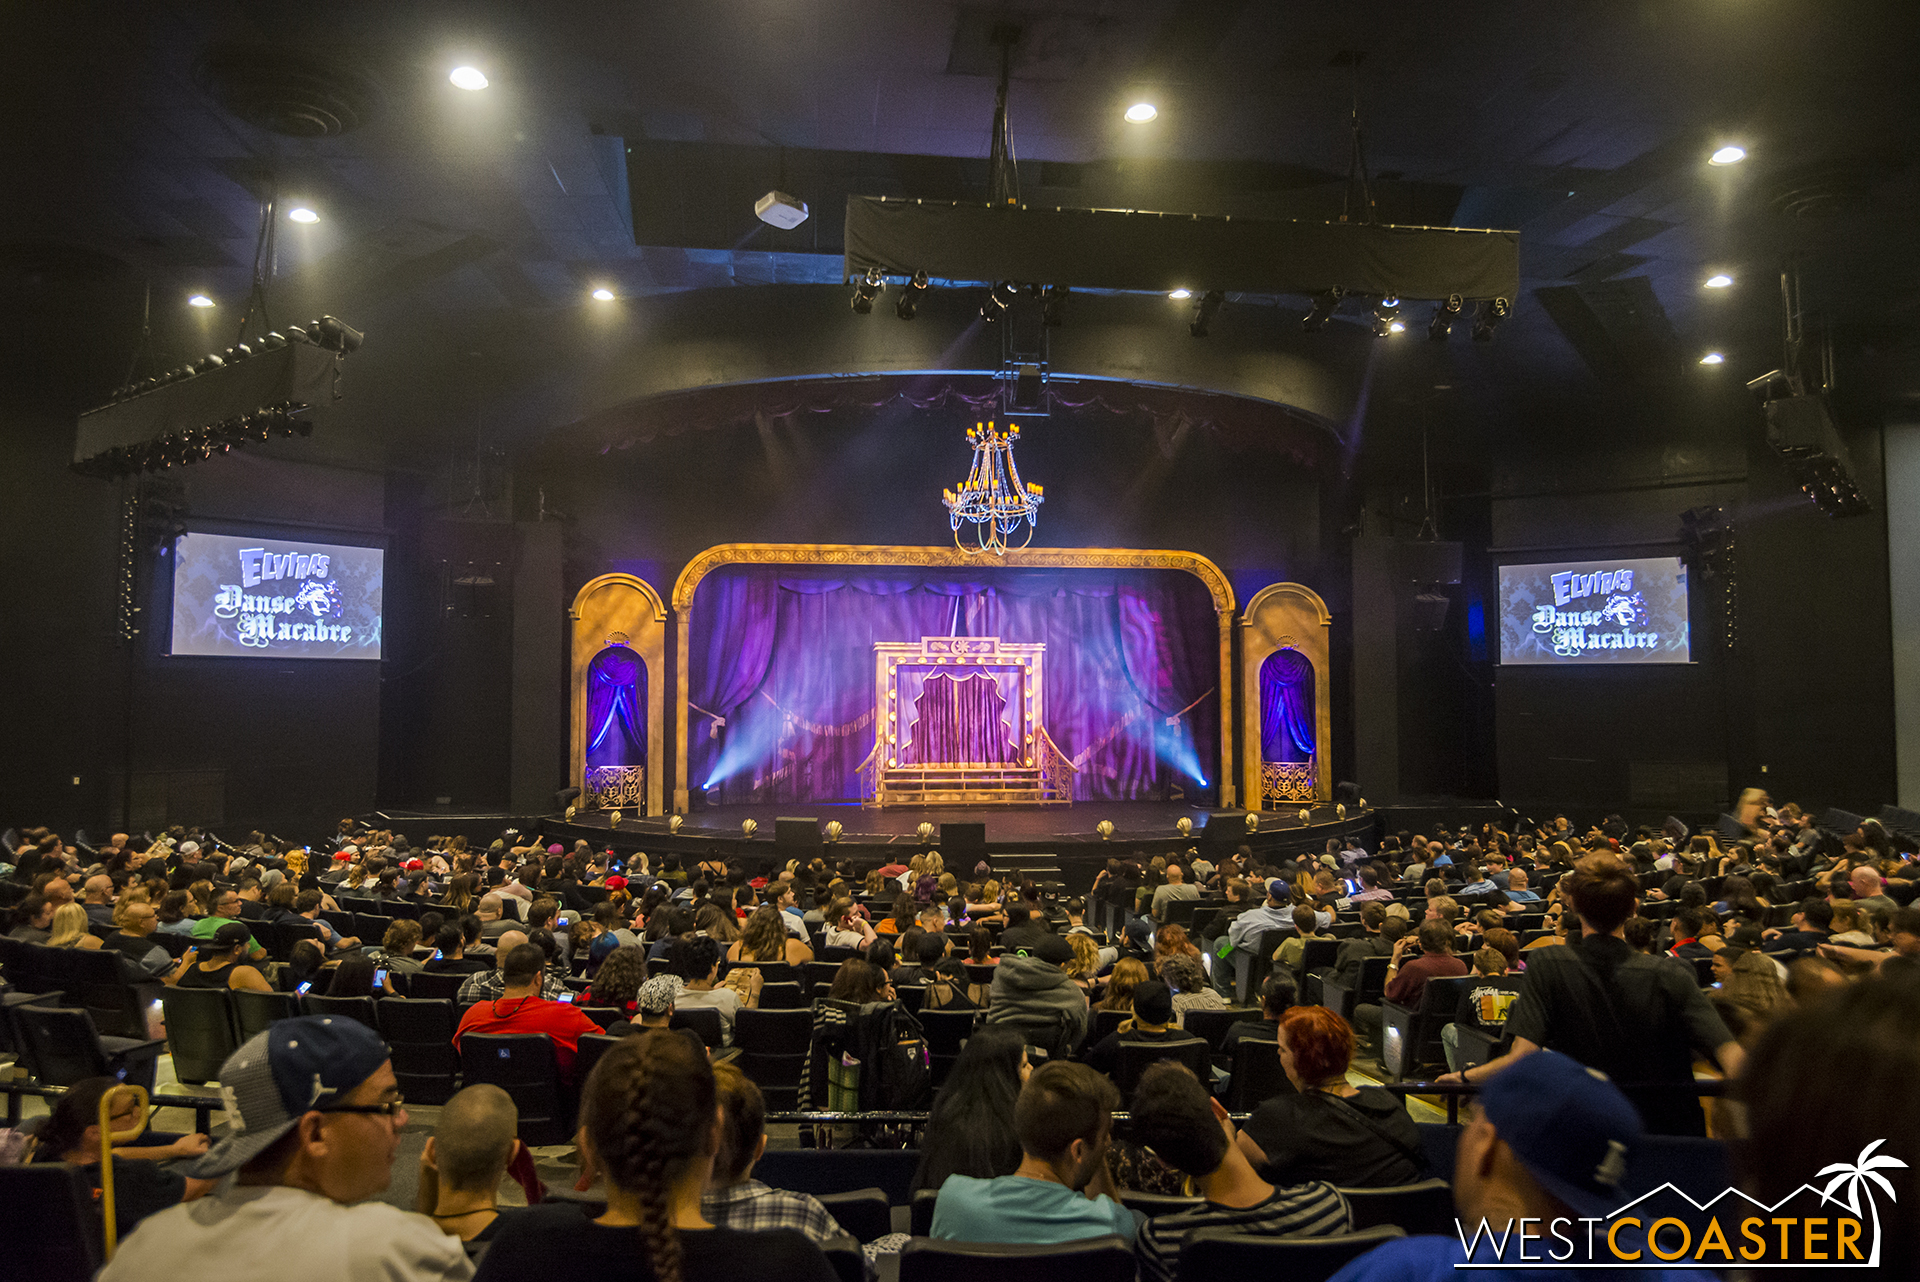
[758,981,807,1010]
[1220,1034,1291,1110]
[806,960,844,993]
[301,992,380,1030]
[1448,1024,1507,1071]
[1087,1007,1127,1044]
[572,1031,625,1092]
[814,1186,893,1242]
[159,987,241,1084]
[1339,1178,1456,1237]
[1178,1006,1258,1052]
[232,988,299,1039]
[755,1148,921,1206]
[1318,955,1389,1021]
[46,947,159,1040]
[895,984,926,1014]
[1295,937,1341,986]
[8,1002,166,1090]
[1119,1190,1204,1216]
[376,996,460,1104]
[671,1007,725,1048]
[819,1238,865,1282]
[406,971,468,1001]
[901,1235,1136,1282]
[1115,1035,1211,1098]
[909,1187,939,1237]
[918,1007,977,1086]
[1381,975,1475,1080]
[459,1032,574,1146]
[264,919,322,962]
[1180,1224,1406,1282]
[0,1164,103,1281]
[733,1007,812,1110]
[576,1004,626,1031]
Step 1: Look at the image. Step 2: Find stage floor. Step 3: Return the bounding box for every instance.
[564,800,1232,846]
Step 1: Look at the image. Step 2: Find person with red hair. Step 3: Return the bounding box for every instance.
[1233,1006,1426,1188]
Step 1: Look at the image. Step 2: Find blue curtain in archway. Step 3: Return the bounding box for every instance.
[1259,648,1315,763]
[586,646,646,768]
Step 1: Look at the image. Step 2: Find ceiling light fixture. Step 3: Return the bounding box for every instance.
[850,268,884,314]
[1124,102,1157,123]
[1188,289,1224,337]
[1700,352,1726,365]
[1705,274,1733,288]
[1471,296,1510,342]
[895,271,928,321]
[1370,296,1401,338]
[981,281,1018,323]
[187,294,214,308]
[449,66,488,91]
[1709,145,1746,166]
[1301,286,1344,332]
[287,207,318,224]
[1428,294,1463,341]
[591,287,615,301]
[1167,288,1191,300]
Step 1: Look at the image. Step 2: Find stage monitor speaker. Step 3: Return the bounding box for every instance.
[1200,810,1244,853]
[775,818,823,854]
[1409,591,1451,631]
[941,823,987,867]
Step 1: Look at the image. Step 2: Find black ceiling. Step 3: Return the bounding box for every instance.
[2,0,1916,477]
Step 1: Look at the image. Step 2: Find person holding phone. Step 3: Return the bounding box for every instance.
[170,922,274,993]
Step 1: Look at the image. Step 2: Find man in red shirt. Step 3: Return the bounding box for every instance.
[1353,919,1468,1050]
[454,944,600,1083]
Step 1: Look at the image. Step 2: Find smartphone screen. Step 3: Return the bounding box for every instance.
[556,992,574,1004]
[296,981,313,995]
[373,969,388,986]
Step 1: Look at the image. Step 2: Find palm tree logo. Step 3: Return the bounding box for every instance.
[1817,1139,1908,1267]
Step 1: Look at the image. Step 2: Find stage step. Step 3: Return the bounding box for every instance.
[874,764,1070,807]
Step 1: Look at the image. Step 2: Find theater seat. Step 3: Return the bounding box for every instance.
[1339,1178,1456,1237]
[9,1004,166,1091]
[900,1235,1136,1282]
[158,987,239,1085]
[459,1032,573,1146]
[1180,1224,1406,1282]
[814,1186,892,1242]
[0,1164,103,1281]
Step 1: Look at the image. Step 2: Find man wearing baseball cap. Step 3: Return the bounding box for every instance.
[1326,1052,1714,1281]
[101,1015,471,1281]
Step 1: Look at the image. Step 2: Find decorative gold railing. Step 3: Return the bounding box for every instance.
[1262,760,1316,803]
[585,765,646,809]
[855,739,885,807]
[1036,727,1078,805]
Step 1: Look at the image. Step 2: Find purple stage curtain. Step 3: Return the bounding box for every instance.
[586,646,646,767]
[1259,648,1316,763]
[903,673,1017,764]
[688,567,1219,803]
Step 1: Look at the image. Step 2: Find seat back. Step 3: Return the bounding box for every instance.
[1181,1225,1406,1282]
[232,988,300,1040]
[266,919,322,963]
[733,1007,812,1110]
[918,1007,978,1086]
[754,1148,922,1205]
[459,1032,571,1145]
[900,1234,1136,1282]
[670,1007,725,1048]
[159,987,239,1084]
[1179,1006,1259,1051]
[407,970,468,1001]
[47,948,148,1039]
[1,938,59,998]
[1298,936,1341,977]
[1338,1178,1456,1238]
[758,981,806,1010]
[0,1164,104,1282]
[1383,976,1475,1080]
[572,1031,626,1090]
[820,1238,865,1282]
[1088,1007,1127,1043]
[909,1186,940,1237]
[814,1186,892,1243]
[1114,1035,1211,1097]
[731,960,798,983]
[375,997,460,1103]
[301,993,380,1030]
[12,1004,108,1085]
[1222,1034,1293,1111]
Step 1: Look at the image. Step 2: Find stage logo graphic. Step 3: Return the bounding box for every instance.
[1454,1140,1906,1269]
[1497,555,1689,665]
[1529,567,1658,657]
[213,546,352,647]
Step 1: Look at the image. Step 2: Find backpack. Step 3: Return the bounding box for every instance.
[844,1000,932,1110]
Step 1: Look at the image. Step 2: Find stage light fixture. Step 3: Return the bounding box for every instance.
[1709,144,1746,165]
[851,269,884,314]
[1700,352,1725,365]
[1125,102,1157,123]
[1167,288,1192,300]
[1041,284,1067,327]
[1705,274,1733,288]
[1428,294,1463,341]
[1189,289,1224,337]
[591,287,615,301]
[1370,296,1401,338]
[1301,286,1344,332]
[450,66,488,90]
[1471,296,1510,342]
[187,294,214,308]
[288,207,318,224]
[981,281,1018,322]
[895,271,928,320]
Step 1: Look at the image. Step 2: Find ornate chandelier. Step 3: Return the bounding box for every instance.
[941,419,1043,555]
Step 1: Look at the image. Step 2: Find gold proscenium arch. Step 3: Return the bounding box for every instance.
[571,574,668,817]
[1241,582,1333,808]
[670,543,1237,813]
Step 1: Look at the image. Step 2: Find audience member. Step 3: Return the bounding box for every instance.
[1219,974,1296,1056]
[453,945,603,1083]
[911,1024,1029,1194]
[985,933,1088,1060]
[1442,948,1524,1071]
[700,1062,841,1241]
[29,1076,214,1240]
[670,934,760,1045]
[1081,980,1195,1078]
[169,922,273,992]
[418,1085,522,1243]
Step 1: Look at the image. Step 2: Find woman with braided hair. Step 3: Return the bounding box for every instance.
[474,1030,838,1282]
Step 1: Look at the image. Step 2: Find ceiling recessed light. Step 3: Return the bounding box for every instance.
[450,66,489,91]
[288,207,318,224]
[1168,288,1191,300]
[1388,320,1406,334]
[1708,145,1746,166]
[591,288,615,301]
[1125,102,1158,123]
[1699,352,1725,365]
[1704,274,1733,288]
[187,294,214,308]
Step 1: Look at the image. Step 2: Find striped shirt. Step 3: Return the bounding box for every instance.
[1135,1182,1351,1282]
